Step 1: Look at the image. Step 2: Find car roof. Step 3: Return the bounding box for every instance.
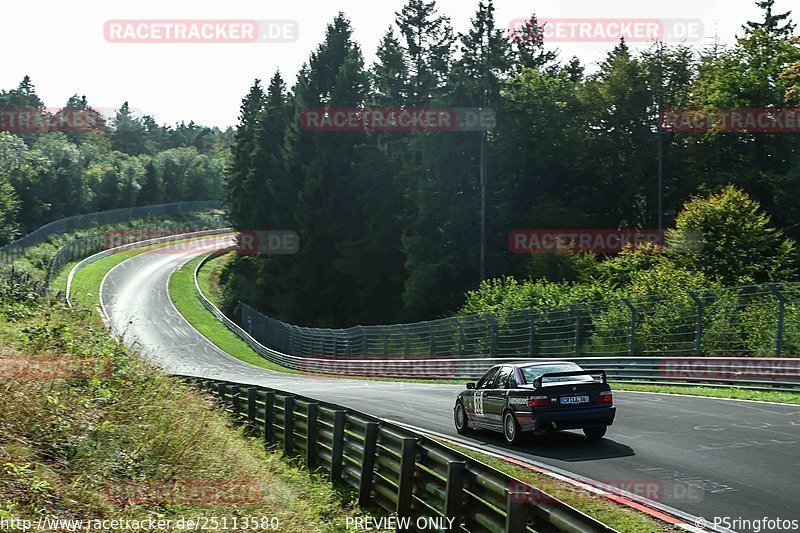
[493,361,579,369]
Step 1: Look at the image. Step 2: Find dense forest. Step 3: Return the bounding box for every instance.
[222,0,800,328]
[0,80,231,243]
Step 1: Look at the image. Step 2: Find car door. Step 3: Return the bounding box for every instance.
[484,365,513,429]
[469,367,499,427]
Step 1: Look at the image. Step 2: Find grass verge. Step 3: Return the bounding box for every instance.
[169,255,297,374]
[438,440,679,533]
[0,280,382,531]
[611,382,800,404]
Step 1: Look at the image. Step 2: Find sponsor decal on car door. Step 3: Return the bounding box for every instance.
[474,390,485,416]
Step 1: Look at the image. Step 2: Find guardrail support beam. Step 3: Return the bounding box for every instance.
[246,387,258,434]
[283,396,295,455]
[505,490,528,533]
[358,422,380,507]
[397,438,418,517]
[264,391,275,444]
[306,403,319,467]
[444,461,466,525]
[330,411,346,482]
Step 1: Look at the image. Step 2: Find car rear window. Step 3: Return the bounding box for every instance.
[520,364,594,384]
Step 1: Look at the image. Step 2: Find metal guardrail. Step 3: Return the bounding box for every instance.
[0,200,222,264]
[181,375,617,533]
[194,250,800,390]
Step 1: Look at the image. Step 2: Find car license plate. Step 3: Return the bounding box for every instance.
[560,395,589,405]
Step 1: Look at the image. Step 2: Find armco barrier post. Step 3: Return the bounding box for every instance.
[264,391,275,444]
[688,291,703,356]
[768,284,788,356]
[358,422,380,507]
[246,387,258,434]
[284,396,295,455]
[444,461,466,524]
[396,437,418,517]
[331,411,346,481]
[231,385,241,420]
[505,488,529,533]
[306,403,319,467]
[621,298,637,356]
[217,382,227,405]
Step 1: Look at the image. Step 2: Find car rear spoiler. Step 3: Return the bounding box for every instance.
[532,369,607,388]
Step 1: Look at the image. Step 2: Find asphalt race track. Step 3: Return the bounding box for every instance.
[99,238,800,532]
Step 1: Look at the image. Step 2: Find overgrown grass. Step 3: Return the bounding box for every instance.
[439,441,678,533]
[612,382,800,404]
[0,282,383,531]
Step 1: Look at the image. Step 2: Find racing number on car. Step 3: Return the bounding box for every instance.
[474,391,485,416]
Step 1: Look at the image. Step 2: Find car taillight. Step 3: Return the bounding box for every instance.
[528,396,551,408]
[599,391,613,404]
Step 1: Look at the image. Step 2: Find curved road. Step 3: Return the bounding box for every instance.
[99,239,800,532]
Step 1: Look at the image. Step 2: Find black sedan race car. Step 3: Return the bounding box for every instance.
[453,361,616,444]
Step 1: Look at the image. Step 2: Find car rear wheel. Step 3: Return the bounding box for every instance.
[503,412,521,445]
[454,402,471,434]
[583,426,607,441]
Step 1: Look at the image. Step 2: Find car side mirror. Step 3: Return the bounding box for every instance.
[466,382,476,390]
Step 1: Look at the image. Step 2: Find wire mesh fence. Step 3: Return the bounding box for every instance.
[240,283,800,359]
[0,200,222,264]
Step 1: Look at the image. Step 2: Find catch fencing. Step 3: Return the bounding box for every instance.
[240,284,800,359]
[196,251,800,390]
[183,376,617,533]
[0,200,221,264]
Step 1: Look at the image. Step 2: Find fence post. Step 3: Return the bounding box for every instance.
[505,488,528,533]
[569,305,582,357]
[444,461,466,525]
[284,396,295,455]
[246,387,257,434]
[527,310,537,358]
[403,327,410,357]
[621,298,636,356]
[457,319,464,357]
[428,323,435,356]
[487,314,497,357]
[264,391,275,444]
[231,385,241,422]
[217,382,227,406]
[330,411,346,482]
[306,403,319,467]
[768,284,788,357]
[358,422,380,507]
[397,437,418,517]
[688,291,703,356]
[383,329,389,356]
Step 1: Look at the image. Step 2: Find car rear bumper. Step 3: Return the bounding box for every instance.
[517,405,616,432]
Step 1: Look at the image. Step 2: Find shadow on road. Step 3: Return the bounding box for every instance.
[467,429,635,462]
